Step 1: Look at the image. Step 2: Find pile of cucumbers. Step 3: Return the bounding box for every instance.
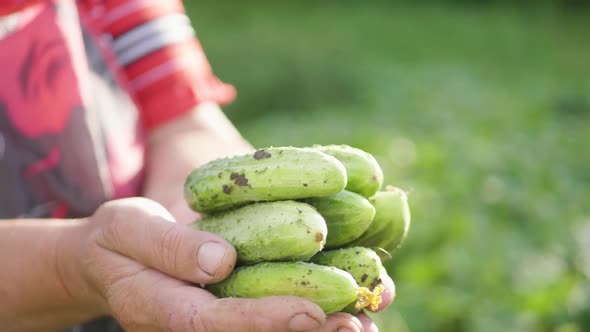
[184,145,411,315]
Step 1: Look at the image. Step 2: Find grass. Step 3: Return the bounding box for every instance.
[184,2,590,331]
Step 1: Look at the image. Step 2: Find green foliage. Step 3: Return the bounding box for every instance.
[185,2,590,331]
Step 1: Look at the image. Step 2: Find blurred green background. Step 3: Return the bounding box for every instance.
[185,1,590,331]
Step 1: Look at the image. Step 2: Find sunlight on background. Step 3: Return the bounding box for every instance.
[185,1,590,331]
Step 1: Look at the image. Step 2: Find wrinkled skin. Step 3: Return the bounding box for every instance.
[57,197,393,332]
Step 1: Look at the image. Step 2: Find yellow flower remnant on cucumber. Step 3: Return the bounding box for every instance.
[356,284,384,311]
[310,247,387,314]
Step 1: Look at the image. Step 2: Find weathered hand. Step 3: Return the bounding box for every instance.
[58,197,372,331]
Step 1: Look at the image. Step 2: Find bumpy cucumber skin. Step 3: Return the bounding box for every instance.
[344,187,411,259]
[313,145,383,198]
[207,262,359,314]
[193,201,327,265]
[184,147,348,214]
[311,247,386,315]
[310,247,383,290]
[303,190,375,249]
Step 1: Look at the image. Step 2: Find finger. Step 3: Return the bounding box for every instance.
[95,235,326,332]
[375,272,396,312]
[309,312,363,332]
[357,312,379,332]
[96,198,236,284]
[95,250,216,331]
[193,296,327,332]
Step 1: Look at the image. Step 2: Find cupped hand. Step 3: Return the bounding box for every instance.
[170,196,396,332]
[58,197,370,331]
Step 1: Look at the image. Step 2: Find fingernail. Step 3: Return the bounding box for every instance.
[197,242,228,276]
[289,313,322,331]
[337,328,355,332]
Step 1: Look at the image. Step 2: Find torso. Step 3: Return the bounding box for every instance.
[0,1,145,218]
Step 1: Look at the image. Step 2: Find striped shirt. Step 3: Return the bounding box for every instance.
[0,0,235,218]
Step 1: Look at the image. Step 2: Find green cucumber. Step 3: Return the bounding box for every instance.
[207,262,363,314]
[310,247,386,314]
[192,201,327,265]
[310,247,384,290]
[185,147,347,213]
[313,145,383,198]
[303,190,375,249]
[344,187,411,260]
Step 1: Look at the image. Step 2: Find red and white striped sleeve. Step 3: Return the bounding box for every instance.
[0,0,41,15]
[90,0,236,131]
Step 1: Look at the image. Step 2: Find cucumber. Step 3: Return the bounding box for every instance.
[310,247,386,314]
[192,201,327,265]
[302,190,375,249]
[185,147,347,213]
[310,247,384,290]
[344,187,411,260]
[313,145,383,198]
[207,262,369,314]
